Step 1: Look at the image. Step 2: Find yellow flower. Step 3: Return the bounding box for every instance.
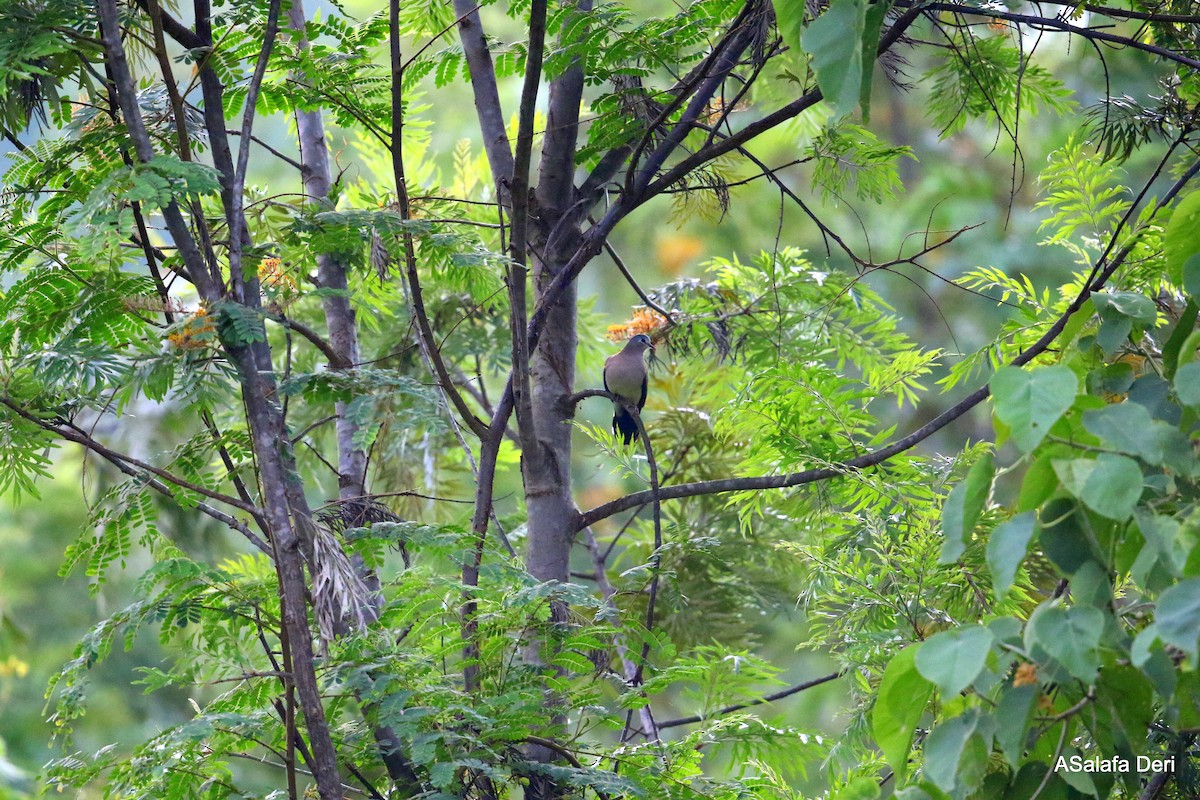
[168,308,216,351]
[0,655,29,678]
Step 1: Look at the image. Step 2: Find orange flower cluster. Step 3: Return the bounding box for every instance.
[167,308,216,351]
[701,98,750,124]
[1013,662,1038,687]
[606,307,666,342]
[258,257,295,291]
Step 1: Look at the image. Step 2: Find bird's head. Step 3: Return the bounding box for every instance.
[629,333,655,354]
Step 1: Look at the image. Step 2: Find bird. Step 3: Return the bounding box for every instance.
[603,333,654,445]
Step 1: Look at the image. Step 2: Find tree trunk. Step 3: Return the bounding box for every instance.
[284,2,425,792]
[232,345,346,800]
[285,0,368,501]
[519,5,590,795]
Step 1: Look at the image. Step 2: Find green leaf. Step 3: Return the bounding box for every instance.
[994,684,1036,769]
[1071,560,1113,610]
[1095,665,1154,773]
[772,0,805,54]
[1096,313,1133,356]
[1156,578,1200,661]
[939,453,994,564]
[894,786,951,800]
[1057,753,1099,795]
[214,301,266,346]
[1026,603,1105,683]
[892,788,934,800]
[1137,512,1186,576]
[834,776,881,800]
[1017,453,1059,512]
[987,511,1036,599]
[551,649,594,674]
[872,646,934,782]
[1165,191,1200,285]
[802,0,887,120]
[1091,291,1157,324]
[1039,499,1100,575]
[1054,454,1143,521]
[989,616,1024,645]
[1091,292,1156,356]
[923,711,987,794]
[915,626,995,697]
[860,1,887,119]
[990,366,1078,453]
[1183,254,1200,298]
[1162,299,1198,379]
[1174,361,1200,406]
[1082,402,1154,458]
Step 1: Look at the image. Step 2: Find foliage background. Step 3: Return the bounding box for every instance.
[0,0,1197,798]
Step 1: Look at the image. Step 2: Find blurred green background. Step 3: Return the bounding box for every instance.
[0,2,1172,793]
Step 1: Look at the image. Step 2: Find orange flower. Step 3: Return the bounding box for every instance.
[1013,662,1038,687]
[258,257,295,290]
[605,307,667,342]
[168,308,216,351]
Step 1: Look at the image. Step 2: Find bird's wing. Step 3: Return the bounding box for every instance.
[603,350,646,402]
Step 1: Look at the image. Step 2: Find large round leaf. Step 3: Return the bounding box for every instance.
[915,626,995,698]
[1157,578,1200,661]
[1081,402,1155,460]
[1053,453,1143,521]
[1026,603,1105,683]
[1165,191,1200,286]
[986,512,1036,599]
[872,647,934,782]
[990,366,1078,453]
[939,453,994,564]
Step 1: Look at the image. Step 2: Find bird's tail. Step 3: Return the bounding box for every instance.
[612,406,639,445]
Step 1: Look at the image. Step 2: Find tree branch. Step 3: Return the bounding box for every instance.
[536,0,591,217]
[451,0,515,194]
[227,0,282,301]
[530,7,927,355]
[640,5,923,201]
[582,525,659,738]
[477,2,926,496]
[1,399,262,517]
[271,314,348,368]
[1138,771,1172,800]
[911,1,1200,71]
[132,0,203,48]
[286,0,373,498]
[656,671,844,729]
[620,403,663,744]
[144,0,194,162]
[598,228,674,323]
[576,153,1200,530]
[625,0,761,198]
[506,0,548,460]
[97,0,216,298]
[225,129,305,172]
[0,398,268,552]
[389,14,489,440]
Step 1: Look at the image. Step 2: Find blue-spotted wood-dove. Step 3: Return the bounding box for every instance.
[603,333,654,445]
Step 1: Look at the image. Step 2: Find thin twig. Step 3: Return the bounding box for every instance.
[656,671,844,729]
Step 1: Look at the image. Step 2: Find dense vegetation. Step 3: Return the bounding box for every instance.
[1,0,1200,798]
